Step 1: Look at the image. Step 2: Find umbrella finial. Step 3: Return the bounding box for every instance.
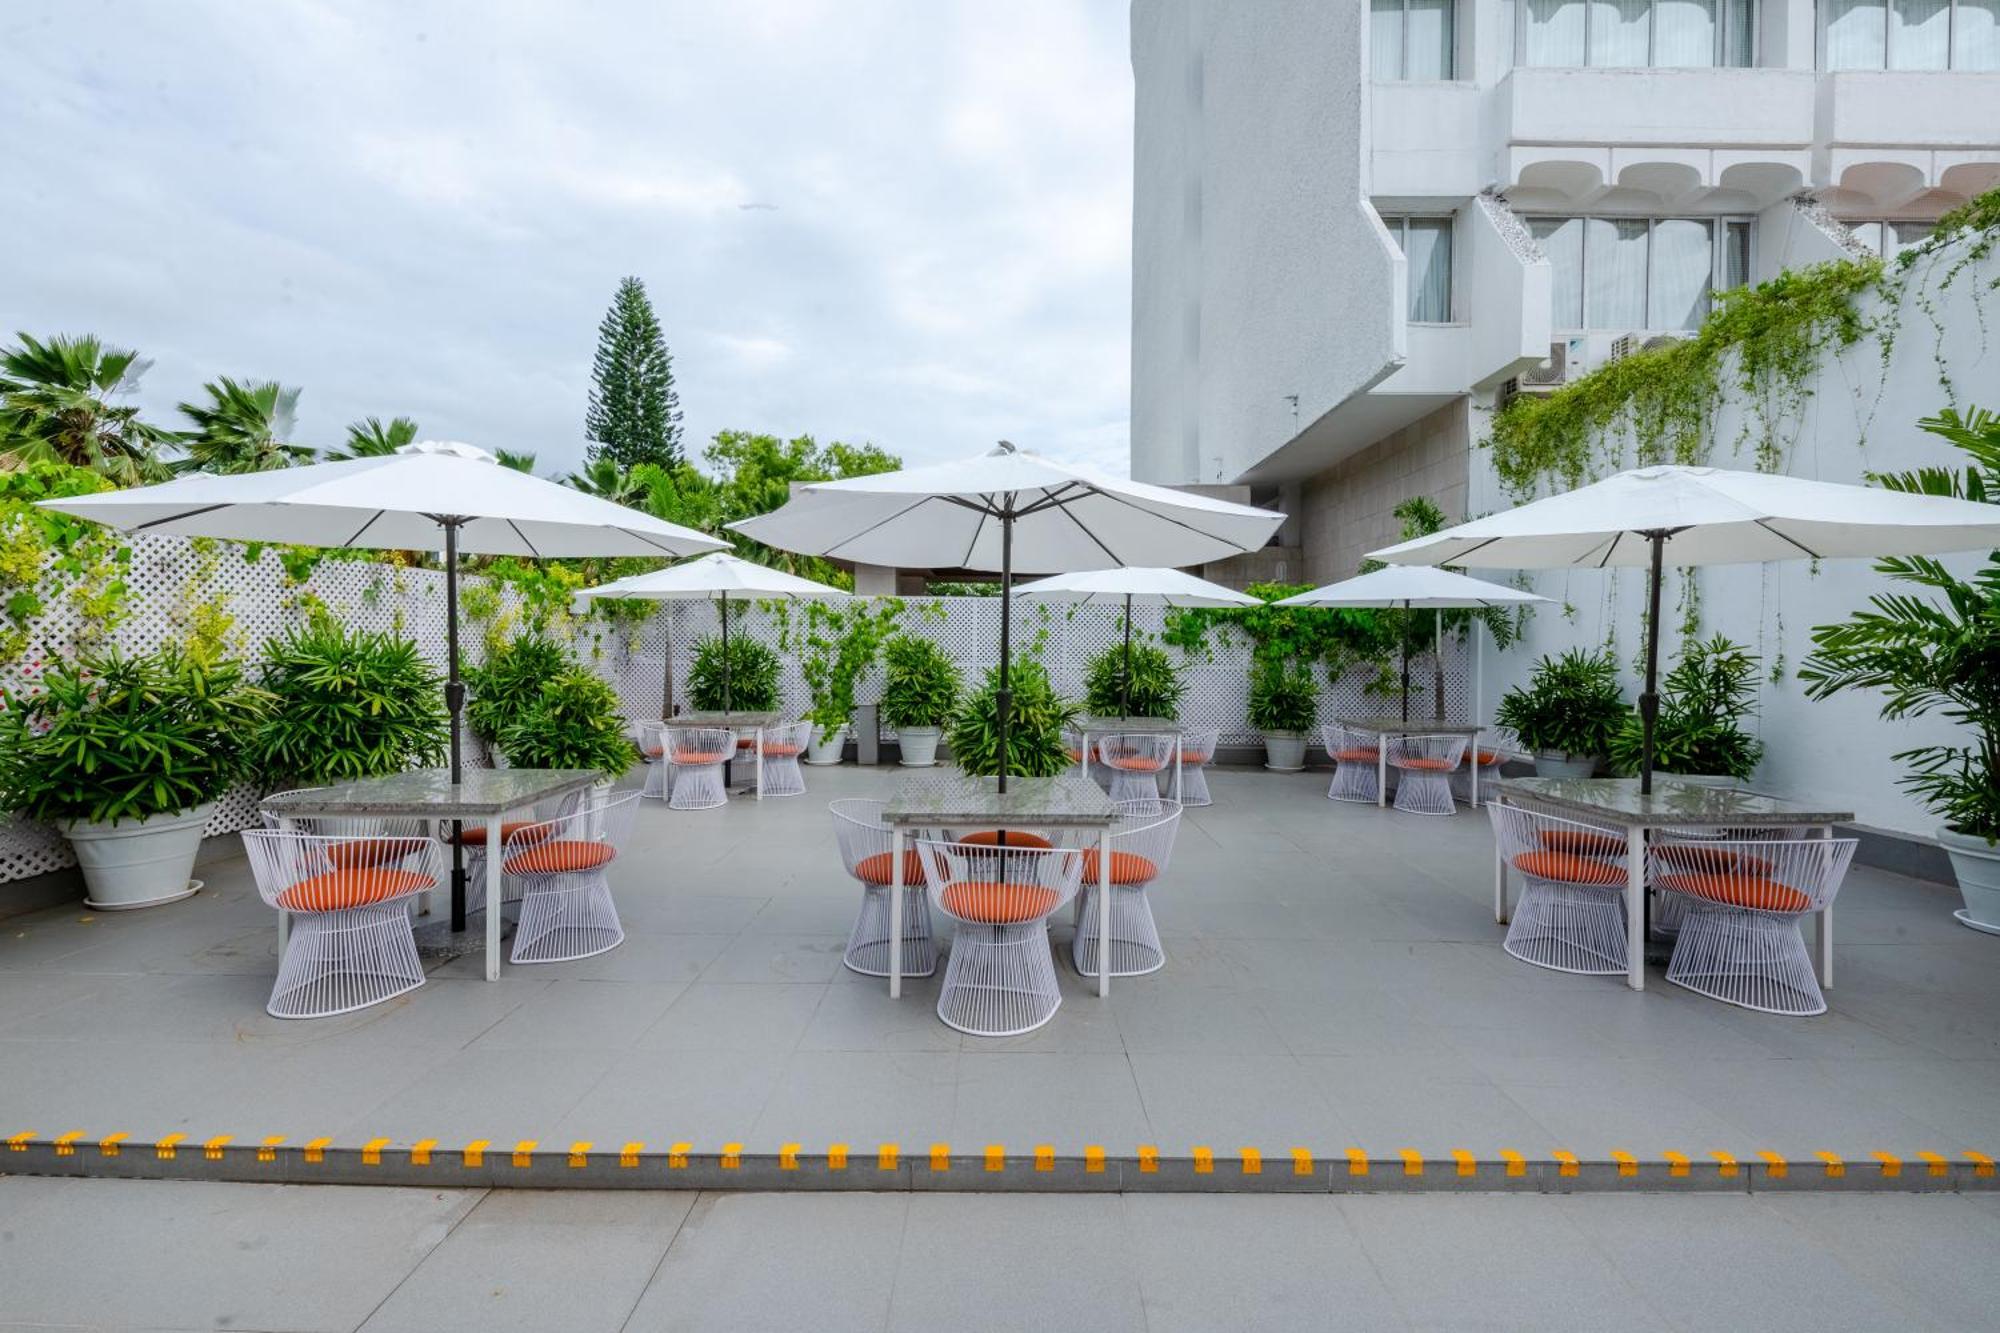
[398,440,498,463]
[992,440,1017,455]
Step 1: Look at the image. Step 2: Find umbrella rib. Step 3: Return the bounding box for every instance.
[341,510,386,549]
[822,495,956,558]
[1083,487,1265,554]
[621,526,701,557]
[1055,498,1124,566]
[506,519,543,559]
[131,503,232,533]
[960,506,989,570]
[1751,518,1823,560]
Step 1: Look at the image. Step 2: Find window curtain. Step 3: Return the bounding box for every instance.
[1526,0,1588,63]
[1590,0,1654,63]
[1890,0,1951,68]
[1959,0,2000,69]
[1826,0,1887,68]
[1720,220,1753,291]
[1650,218,1715,328]
[1655,0,1719,64]
[1405,220,1454,321]
[1587,219,1650,328]
[1407,0,1455,77]
[1372,0,1405,78]
[1532,218,1587,327]
[1891,221,1935,256]
[1721,0,1756,63]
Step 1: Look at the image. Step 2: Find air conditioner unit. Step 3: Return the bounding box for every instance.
[1517,336,1584,389]
[1606,332,1642,363]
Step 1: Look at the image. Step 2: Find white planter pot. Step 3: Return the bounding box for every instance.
[1533,753,1598,780]
[805,725,849,766]
[59,802,217,911]
[1939,827,2000,934]
[898,726,942,767]
[1262,731,1307,772]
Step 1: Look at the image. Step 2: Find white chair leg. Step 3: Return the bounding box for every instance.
[936,921,1063,1037]
[1328,760,1379,804]
[1179,764,1211,807]
[267,904,425,1019]
[1392,768,1457,816]
[510,871,625,964]
[669,761,727,811]
[761,753,807,798]
[843,883,936,977]
[1666,905,1825,1015]
[1502,879,1629,976]
[1071,881,1165,978]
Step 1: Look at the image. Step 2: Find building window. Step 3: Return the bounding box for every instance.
[1530,216,1752,330]
[1385,216,1455,322]
[1374,0,1456,79]
[1522,0,1757,66]
[1847,219,1936,256]
[1824,0,2000,69]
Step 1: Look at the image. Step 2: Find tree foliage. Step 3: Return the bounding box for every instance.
[326,415,418,460]
[176,377,313,474]
[0,333,173,484]
[586,276,682,470]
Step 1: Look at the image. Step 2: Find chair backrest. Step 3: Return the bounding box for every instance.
[1395,732,1470,768]
[1178,728,1219,764]
[1099,732,1175,770]
[1323,724,1378,760]
[915,838,1084,926]
[261,787,325,832]
[1064,727,1086,764]
[505,788,640,856]
[635,719,666,758]
[762,720,813,754]
[829,797,893,876]
[1108,797,1182,878]
[1649,835,1857,915]
[669,727,737,764]
[1487,801,1626,871]
[241,828,441,912]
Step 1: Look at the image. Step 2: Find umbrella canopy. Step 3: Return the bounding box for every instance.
[1368,464,2000,788]
[573,552,847,713]
[734,442,1286,788]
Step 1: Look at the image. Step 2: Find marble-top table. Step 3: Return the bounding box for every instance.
[1075,716,1183,801]
[262,768,602,981]
[664,710,784,798]
[1494,776,1854,992]
[881,772,1119,1000]
[1334,715,1488,809]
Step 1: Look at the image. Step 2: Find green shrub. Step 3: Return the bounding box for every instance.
[1082,641,1184,719]
[246,618,448,786]
[497,667,637,776]
[1496,648,1631,757]
[880,635,960,730]
[797,599,901,732]
[0,644,272,824]
[1246,660,1318,734]
[688,634,781,711]
[466,632,572,744]
[1608,635,1764,779]
[948,656,1079,778]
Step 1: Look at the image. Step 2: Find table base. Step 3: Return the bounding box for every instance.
[412,919,496,962]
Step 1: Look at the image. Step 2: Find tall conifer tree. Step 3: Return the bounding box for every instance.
[585,276,682,468]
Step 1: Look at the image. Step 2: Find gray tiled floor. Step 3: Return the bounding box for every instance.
[3,763,1997,1159]
[4,1177,1998,1332]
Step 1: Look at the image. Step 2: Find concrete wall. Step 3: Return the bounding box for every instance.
[1471,228,2000,837]
[1300,399,1472,584]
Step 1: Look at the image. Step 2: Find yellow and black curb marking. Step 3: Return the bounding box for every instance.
[5,1131,1997,1194]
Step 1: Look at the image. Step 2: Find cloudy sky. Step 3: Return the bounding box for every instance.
[3,0,1134,477]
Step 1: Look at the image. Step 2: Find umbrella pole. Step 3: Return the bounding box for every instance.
[443,519,467,932]
[1399,600,1411,725]
[1434,610,1443,721]
[1121,592,1132,718]
[1640,531,1665,795]
[997,513,1013,795]
[720,590,731,713]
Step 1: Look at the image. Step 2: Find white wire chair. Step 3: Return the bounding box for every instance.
[1099,732,1175,805]
[1391,733,1470,816]
[667,726,735,811]
[438,793,575,917]
[1323,724,1382,804]
[635,720,670,801]
[1175,728,1220,806]
[758,721,813,798]
[1489,802,1631,976]
[917,837,1084,1037]
[830,798,936,978]
[502,789,638,964]
[242,829,438,1018]
[1068,726,1112,789]
[1072,798,1181,978]
[1449,743,1507,807]
[1651,834,1856,1015]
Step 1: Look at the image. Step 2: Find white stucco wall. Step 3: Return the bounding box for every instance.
[1470,228,2000,836]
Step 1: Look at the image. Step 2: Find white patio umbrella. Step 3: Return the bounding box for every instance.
[732,441,1286,789]
[41,440,726,925]
[1273,565,1549,724]
[572,551,848,712]
[1012,567,1260,717]
[1368,464,2000,790]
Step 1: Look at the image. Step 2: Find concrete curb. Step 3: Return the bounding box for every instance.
[5,1135,1993,1194]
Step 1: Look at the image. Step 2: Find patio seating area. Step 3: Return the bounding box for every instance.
[3,762,1994,1163]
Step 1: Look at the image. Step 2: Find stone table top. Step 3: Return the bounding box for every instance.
[259,768,602,817]
[1078,716,1180,733]
[1495,776,1854,827]
[1336,715,1484,736]
[662,710,783,728]
[881,771,1116,828]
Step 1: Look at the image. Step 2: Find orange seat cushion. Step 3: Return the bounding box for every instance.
[1653,843,1743,873]
[1537,828,1624,857]
[958,830,1055,850]
[939,880,1061,924]
[737,736,757,748]
[1512,850,1627,886]
[1108,757,1164,772]
[760,744,803,758]
[673,751,730,765]
[1178,752,1208,765]
[503,840,617,875]
[277,868,433,912]
[454,821,552,848]
[853,850,927,886]
[1064,749,1084,763]
[1476,750,1504,766]
[1397,757,1456,771]
[325,837,430,870]
[1334,748,1381,763]
[642,745,664,758]
[1079,849,1160,885]
[1657,871,1810,913]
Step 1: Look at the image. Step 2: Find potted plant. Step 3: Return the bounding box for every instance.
[1608,635,1764,784]
[1247,660,1317,771]
[1800,405,2000,931]
[796,599,901,764]
[466,631,572,765]
[246,617,448,787]
[948,656,1079,777]
[497,666,639,784]
[687,634,781,712]
[0,645,271,909]
[1083,639,1185,720]
[1495,648,1630,778]
[880,634,961,766]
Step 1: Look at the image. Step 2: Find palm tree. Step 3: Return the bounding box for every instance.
[176,378,314,474]
[495,448,538,474]
[325,415,418,460]
[0,333,173,484]
[564,455,645,507]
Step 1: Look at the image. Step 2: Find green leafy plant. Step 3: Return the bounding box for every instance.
[497,666,637,776]
[688,633,781,711]
[879,634,961,730]
[947,656,1079,778]
[1608,634,1764,779]
[1246,660,1318,735]
[0,644,272,825]
[1495,649,1631,759]
[1800,405,2000,841]
[796,599,903,733]
[465,631,573,745]
[1083,640,1184,719]
[1164,581,1399,679]
[246,616,449,785]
